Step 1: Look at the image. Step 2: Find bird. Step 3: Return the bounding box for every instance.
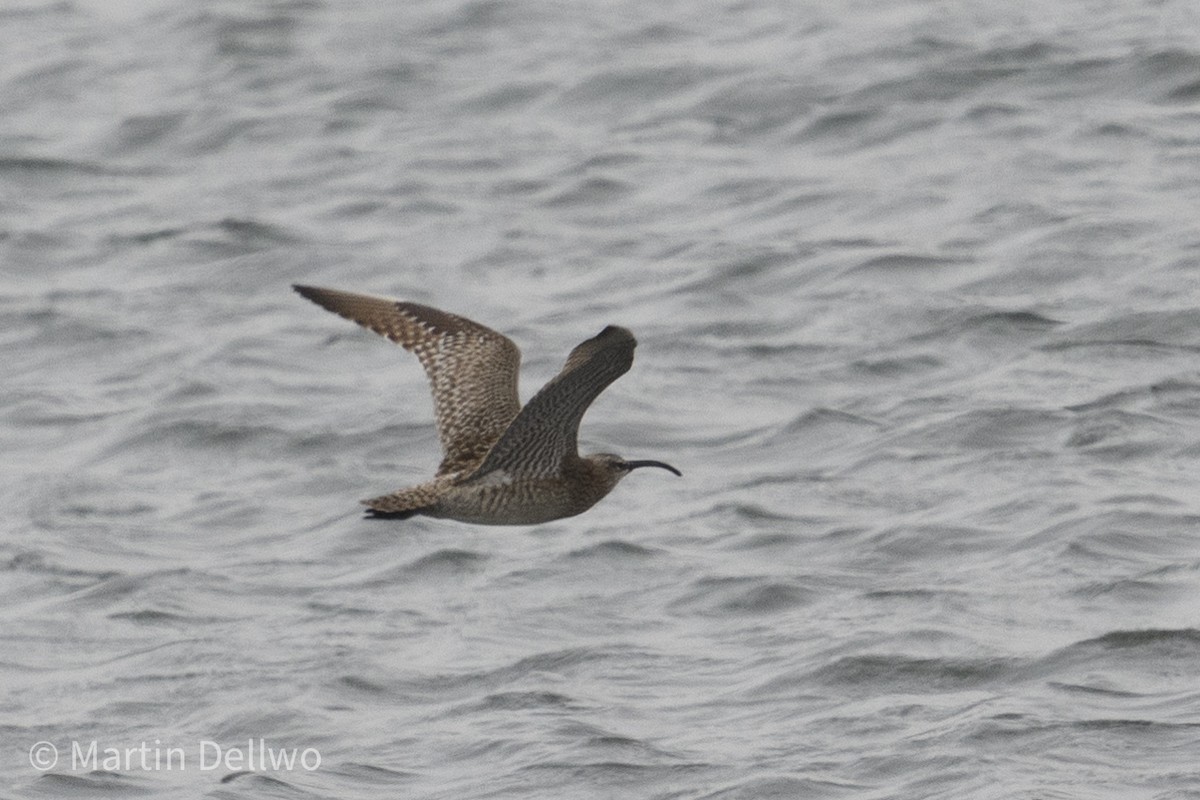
[293,285,680,524]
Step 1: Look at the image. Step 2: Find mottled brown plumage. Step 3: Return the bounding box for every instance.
[293,285,680,524]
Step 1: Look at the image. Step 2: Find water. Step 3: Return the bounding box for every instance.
[4,0,1200,797]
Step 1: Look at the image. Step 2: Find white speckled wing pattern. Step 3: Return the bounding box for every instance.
[293,285,521,476]
[466,325,636,480]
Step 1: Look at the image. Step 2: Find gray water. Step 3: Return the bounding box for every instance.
[5,0,1200,797]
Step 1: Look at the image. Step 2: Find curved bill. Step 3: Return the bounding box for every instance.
[623,459,682,476]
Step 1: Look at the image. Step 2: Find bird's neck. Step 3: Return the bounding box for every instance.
[567,456,622,508]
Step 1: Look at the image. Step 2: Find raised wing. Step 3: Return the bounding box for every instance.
[467,325,636,479]
[293,285,521,476]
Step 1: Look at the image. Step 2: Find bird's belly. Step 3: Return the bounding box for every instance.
[433,480,596,526]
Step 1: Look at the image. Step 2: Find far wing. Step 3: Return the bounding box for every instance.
[294,285,521,476]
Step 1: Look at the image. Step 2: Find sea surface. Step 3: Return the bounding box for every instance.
[4,0,1200,797]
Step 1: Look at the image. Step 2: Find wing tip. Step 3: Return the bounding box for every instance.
[598,324,635,340]
[292,283,338,309]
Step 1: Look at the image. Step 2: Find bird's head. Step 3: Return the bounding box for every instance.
[584,453,682,493]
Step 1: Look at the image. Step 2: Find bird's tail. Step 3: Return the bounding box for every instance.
[363,506,423,520]
[361,482,441,521]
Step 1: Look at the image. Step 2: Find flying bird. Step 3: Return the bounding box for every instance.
[294,285,680,524]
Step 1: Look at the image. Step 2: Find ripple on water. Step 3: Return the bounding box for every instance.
[1064,408,1179,459]
[337,646,649,705]
[402,548,489,577]
[668,575,817,618]
[327,762,420,786]
[30,771,154,798]
[1055,628,1200,657]
[1028,628,1200,698]
[1044,309,1200,351]
[1044,510,1200,565]
[564,540,662,561]
[469,690,579,713]
[700,775,867,800]
[812,654,1019,692]
[888,407,1070,453]
[332,549,489,589]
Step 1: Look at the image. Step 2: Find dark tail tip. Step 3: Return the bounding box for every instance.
[364,507,421,520]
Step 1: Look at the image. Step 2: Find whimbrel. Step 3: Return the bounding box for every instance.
[293,285,680,524]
